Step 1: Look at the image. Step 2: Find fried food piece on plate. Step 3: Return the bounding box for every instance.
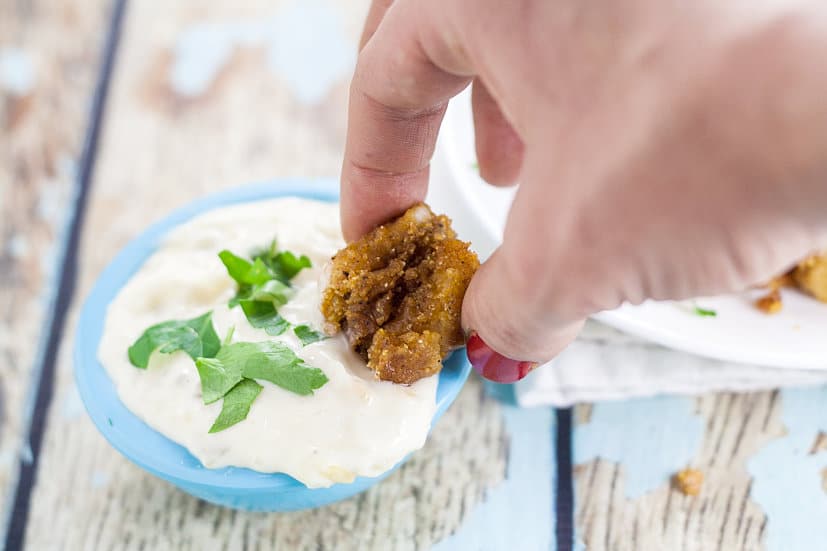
[756,251,827,313]
[755,289,783,314]
[792,252,827,303]
[321,204,479,384]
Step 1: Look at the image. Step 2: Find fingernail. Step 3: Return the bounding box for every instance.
[466,331,538,383]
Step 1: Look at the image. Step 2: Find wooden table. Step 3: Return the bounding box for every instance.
[1,1,823,549]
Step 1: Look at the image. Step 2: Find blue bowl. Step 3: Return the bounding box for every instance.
[75,178,472,512]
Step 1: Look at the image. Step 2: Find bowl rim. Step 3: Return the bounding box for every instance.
[75,178,471,492]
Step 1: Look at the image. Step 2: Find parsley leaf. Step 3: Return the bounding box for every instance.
[195,340,327,403]
[195,357,244,404]
[207,341,328,396]
[692,304,717,317]
[293,324,327,346]
[251,242,312,283]
[229,278,293,309]
[241,343,328,395]
[269,251,312,282]
[208,379,262,433]
[247,279,293,305]
[218,250,272,286]
[222,325,235,346]
[239,300,290,335]
[128,312,220,369]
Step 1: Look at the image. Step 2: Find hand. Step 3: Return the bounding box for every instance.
[341,0,827,381]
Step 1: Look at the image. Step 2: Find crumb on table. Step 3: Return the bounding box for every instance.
[674,468,704,496]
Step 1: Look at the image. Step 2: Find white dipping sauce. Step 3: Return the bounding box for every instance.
[98,198,438,488]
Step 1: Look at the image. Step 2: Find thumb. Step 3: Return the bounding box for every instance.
[461,245,585,384]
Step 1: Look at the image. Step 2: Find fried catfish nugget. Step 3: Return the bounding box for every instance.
[321,204,479,384]
[793,253,827,303]
[756,252,827,313]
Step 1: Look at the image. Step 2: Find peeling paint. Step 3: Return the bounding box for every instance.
[60,383,84,420]
[91,470,110,489]
[575,396,704,498]
[748,386,827,551]
[432,407,554,551]
[0,48,35,96]
[170,0,354,104]
[7,235,30,258]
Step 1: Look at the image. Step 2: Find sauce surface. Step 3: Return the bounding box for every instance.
[98,198,438,488]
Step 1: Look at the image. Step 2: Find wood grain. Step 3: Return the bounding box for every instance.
[23,1,511,548]
[574,391,785,550]
[12,1,814,549]
[0,0,108,527]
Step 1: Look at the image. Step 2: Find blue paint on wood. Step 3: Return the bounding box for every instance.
[265,1,355,103]
[748,386,827,551]
[483,380,518,405]
[0,48,35,96]
[574,396,704,498]
[171,0,354,104]
[171,23,239,96]
[59,382,84,420]
[433,406,555,551]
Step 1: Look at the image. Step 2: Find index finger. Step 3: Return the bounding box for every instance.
[340,0,472,241]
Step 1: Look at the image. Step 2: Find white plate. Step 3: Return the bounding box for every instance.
[428,88,827,371]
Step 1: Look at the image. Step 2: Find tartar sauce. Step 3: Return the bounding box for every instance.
[98,198,438,488]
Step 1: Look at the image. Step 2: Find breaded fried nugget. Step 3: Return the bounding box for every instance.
[321,204,479,384]
[793,253,827,303]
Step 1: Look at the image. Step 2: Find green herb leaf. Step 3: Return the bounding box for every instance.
[222,325,235,346]
[195,357,244,404]
[247,279,293,305]
[215,341,328,396]
[254,247,311,283]
[293,324,327,346]
[128,311,220,368]
[239,300,290,335]
[692,304,717,317]
[229,278,293,309]
[218,250,272,286]
[208,379,262,433]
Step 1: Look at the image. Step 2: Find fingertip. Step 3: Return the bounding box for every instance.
[461,248,585,364]
[466,331,538,383]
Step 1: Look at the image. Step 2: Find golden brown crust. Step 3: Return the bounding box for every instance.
[758,252,827,313]
[792,253,827,303]
[673,468,704,496]
[321,204,479,384]
[755,289,783,314]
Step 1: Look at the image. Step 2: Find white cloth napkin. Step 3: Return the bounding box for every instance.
[515,320,827,407]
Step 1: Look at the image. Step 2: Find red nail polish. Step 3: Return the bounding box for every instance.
[466,332,538,383]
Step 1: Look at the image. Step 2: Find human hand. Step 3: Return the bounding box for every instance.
[341,0,827,382]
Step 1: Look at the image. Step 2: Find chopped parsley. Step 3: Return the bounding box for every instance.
[208,379,262,433]
[293,324,327,346]
[692,304,717,317]
[127,312,220,368]
[126,240,329,433]
[218,251,272,286]
[250,240,312,283]
[227,341,328,395]
[196,341,328,431]
[219,243,309,325]
[239,300,290,336]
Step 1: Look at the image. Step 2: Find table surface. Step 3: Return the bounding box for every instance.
[1,1,824,550]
